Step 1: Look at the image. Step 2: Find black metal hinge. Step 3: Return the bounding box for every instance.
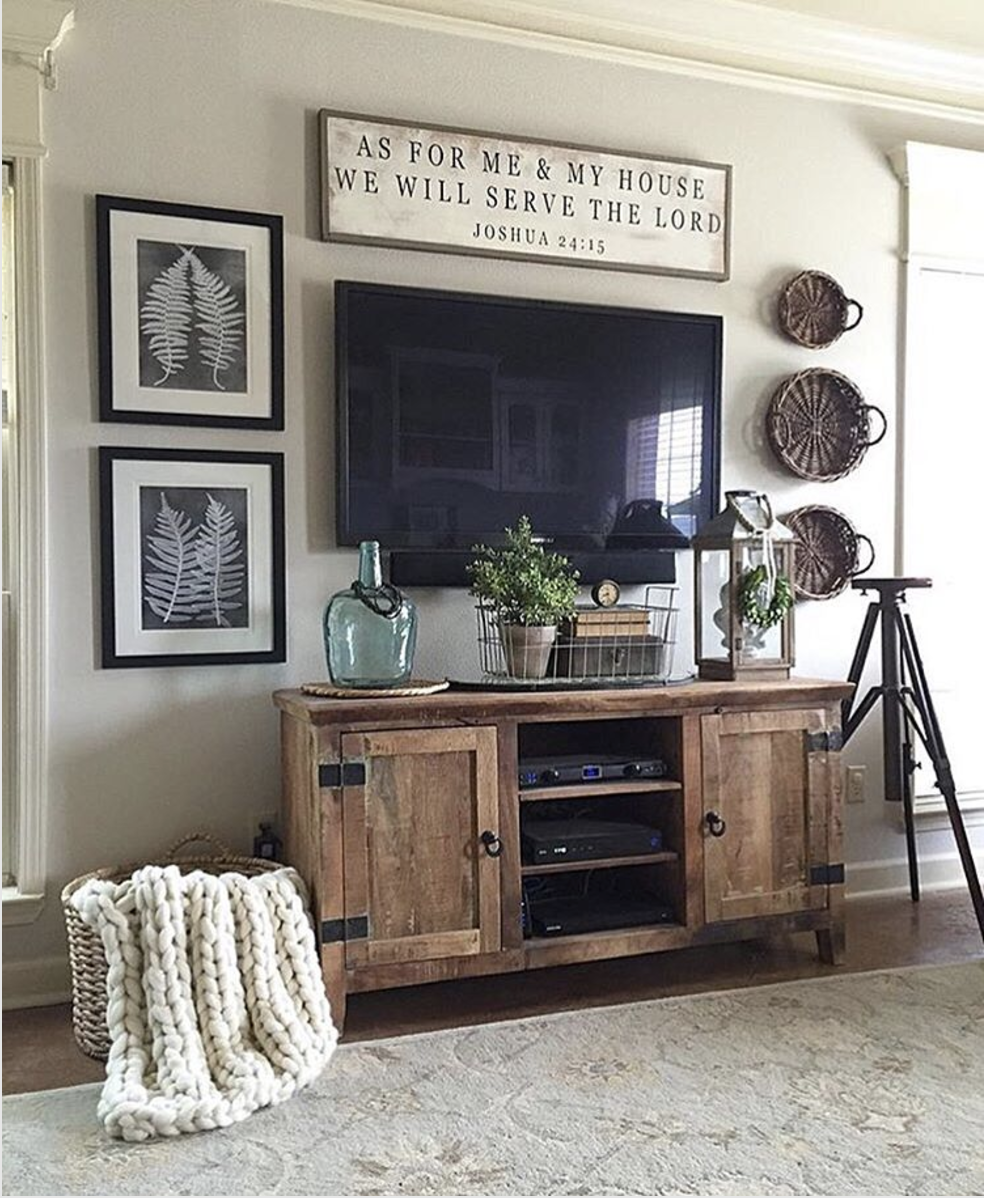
[807,730,844,753]
[810,863,846,886]
[319,760,367,788]
[320,915,369,944]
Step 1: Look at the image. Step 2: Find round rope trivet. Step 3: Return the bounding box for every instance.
[777,270,863,348]
[766,368,887,482]
[301,679,450,698]
[783,505,875,600]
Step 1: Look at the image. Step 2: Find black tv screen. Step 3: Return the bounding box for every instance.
[336,282,721,552]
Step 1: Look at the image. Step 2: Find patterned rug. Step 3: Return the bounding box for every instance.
[3,962,982,1196]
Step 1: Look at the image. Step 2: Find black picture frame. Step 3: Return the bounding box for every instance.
[96,194,284,429]
[99,446,286,668]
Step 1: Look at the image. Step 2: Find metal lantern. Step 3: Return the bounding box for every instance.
[693,490,796,681]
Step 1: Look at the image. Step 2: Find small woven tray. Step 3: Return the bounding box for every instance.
[783,505,875,600]
[767,368,886,481]
[61,832,285,1061]
[301,679,449,699]
[777,270,863,348]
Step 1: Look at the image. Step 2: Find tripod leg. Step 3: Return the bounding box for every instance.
[897,608,984,941]
[842,601,880,734]
[898,638,920,903]
[843,685,885,746]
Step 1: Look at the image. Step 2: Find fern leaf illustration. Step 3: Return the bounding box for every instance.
[189,251,245,390]
[143,492,200,623]
[192,494,246,627]
[139,248,193,386]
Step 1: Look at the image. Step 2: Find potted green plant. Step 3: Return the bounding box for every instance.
[468,515,580,679]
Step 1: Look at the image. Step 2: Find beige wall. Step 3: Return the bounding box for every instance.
[4,0,983,983]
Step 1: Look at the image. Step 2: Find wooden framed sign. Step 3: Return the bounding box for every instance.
[320,111,731,281]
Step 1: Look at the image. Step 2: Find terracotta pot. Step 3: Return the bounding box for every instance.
[501,623,557,680]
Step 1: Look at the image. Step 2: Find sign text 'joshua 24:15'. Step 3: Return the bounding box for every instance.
[320,111,732,281]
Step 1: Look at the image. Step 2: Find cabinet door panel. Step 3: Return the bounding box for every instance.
[342,726,501,967]
[702,710,830,922]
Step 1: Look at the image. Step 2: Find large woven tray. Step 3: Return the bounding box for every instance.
[767,368,886,481]
[783,505,875,600]
[777,270,863,348]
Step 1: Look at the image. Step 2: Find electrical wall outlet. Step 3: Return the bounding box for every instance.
[248,810,279,851]
[846,765,867,804]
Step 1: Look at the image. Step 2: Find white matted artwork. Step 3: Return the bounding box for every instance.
[99,447,285,667]
[97,195,284,428]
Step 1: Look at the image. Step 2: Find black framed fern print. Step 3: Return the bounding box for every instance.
[99,447,285,667]
[96,196,284,429]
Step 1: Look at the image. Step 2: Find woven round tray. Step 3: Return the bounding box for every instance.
[777,270,863,348]
[783,505,875,600]
[61,832,285,1061]
[301,679,449,699]
[767,368,886,481]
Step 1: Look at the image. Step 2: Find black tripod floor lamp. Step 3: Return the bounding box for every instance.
[841,577,984,942]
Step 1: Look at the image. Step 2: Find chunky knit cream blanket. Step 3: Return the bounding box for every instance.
[71,864,337,1141]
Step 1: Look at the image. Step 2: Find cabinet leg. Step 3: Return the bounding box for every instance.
[816,924,846,965]
[322,943,348,1034]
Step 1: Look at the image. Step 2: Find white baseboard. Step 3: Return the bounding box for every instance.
[2,954,71,1010]
[846,852,979,900]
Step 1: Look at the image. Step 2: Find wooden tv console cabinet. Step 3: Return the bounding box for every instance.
[274,677,852,1031]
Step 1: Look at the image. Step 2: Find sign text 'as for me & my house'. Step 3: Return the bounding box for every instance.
[320,112,731,281]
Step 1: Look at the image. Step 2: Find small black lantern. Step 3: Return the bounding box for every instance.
[693,490,796,681]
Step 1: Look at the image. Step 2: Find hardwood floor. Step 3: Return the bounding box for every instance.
[3,889,981,1097]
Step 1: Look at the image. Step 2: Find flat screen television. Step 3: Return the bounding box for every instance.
[336,282,722,579]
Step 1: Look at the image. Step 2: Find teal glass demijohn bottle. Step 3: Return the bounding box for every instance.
[323,541,418,688]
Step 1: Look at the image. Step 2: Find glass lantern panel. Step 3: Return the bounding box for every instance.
[699,549,732,661]
[736,541,788,663]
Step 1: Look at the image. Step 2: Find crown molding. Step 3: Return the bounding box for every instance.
[272,0,984,121]
[2,0,74,56]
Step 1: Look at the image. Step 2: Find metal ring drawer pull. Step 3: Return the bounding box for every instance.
[704,811,727,838]
[480,830,503,858]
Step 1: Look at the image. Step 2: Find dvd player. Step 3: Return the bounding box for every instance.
[527,893,675,937]
[519,753,668,789]
[521,817,663,865]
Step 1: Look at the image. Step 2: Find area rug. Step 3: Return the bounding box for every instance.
[3,962,982,1196]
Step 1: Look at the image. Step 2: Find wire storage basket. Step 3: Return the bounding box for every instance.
[476,586,679,687]
[61,832,285,1061]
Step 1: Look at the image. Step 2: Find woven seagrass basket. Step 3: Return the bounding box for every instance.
[767,368,886,482]
[61,832,284,1061]
[777,270,863,348]
[783,505,875,600]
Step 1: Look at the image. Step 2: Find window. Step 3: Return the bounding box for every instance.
[2,162,16,886]
[1,153,47,922]
[895,141,984,821]
[902,262,984,816]
[2,0,69,925]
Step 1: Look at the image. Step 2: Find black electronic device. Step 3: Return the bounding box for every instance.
[335,281,722,585]
[527,892,675,938]
[519,753,668,789]
[521,818,663,865]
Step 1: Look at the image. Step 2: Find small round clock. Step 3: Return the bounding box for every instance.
[591,579,621,608]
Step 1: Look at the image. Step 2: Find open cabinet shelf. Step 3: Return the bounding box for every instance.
[519,779,681,801]
[520,850,678,876]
